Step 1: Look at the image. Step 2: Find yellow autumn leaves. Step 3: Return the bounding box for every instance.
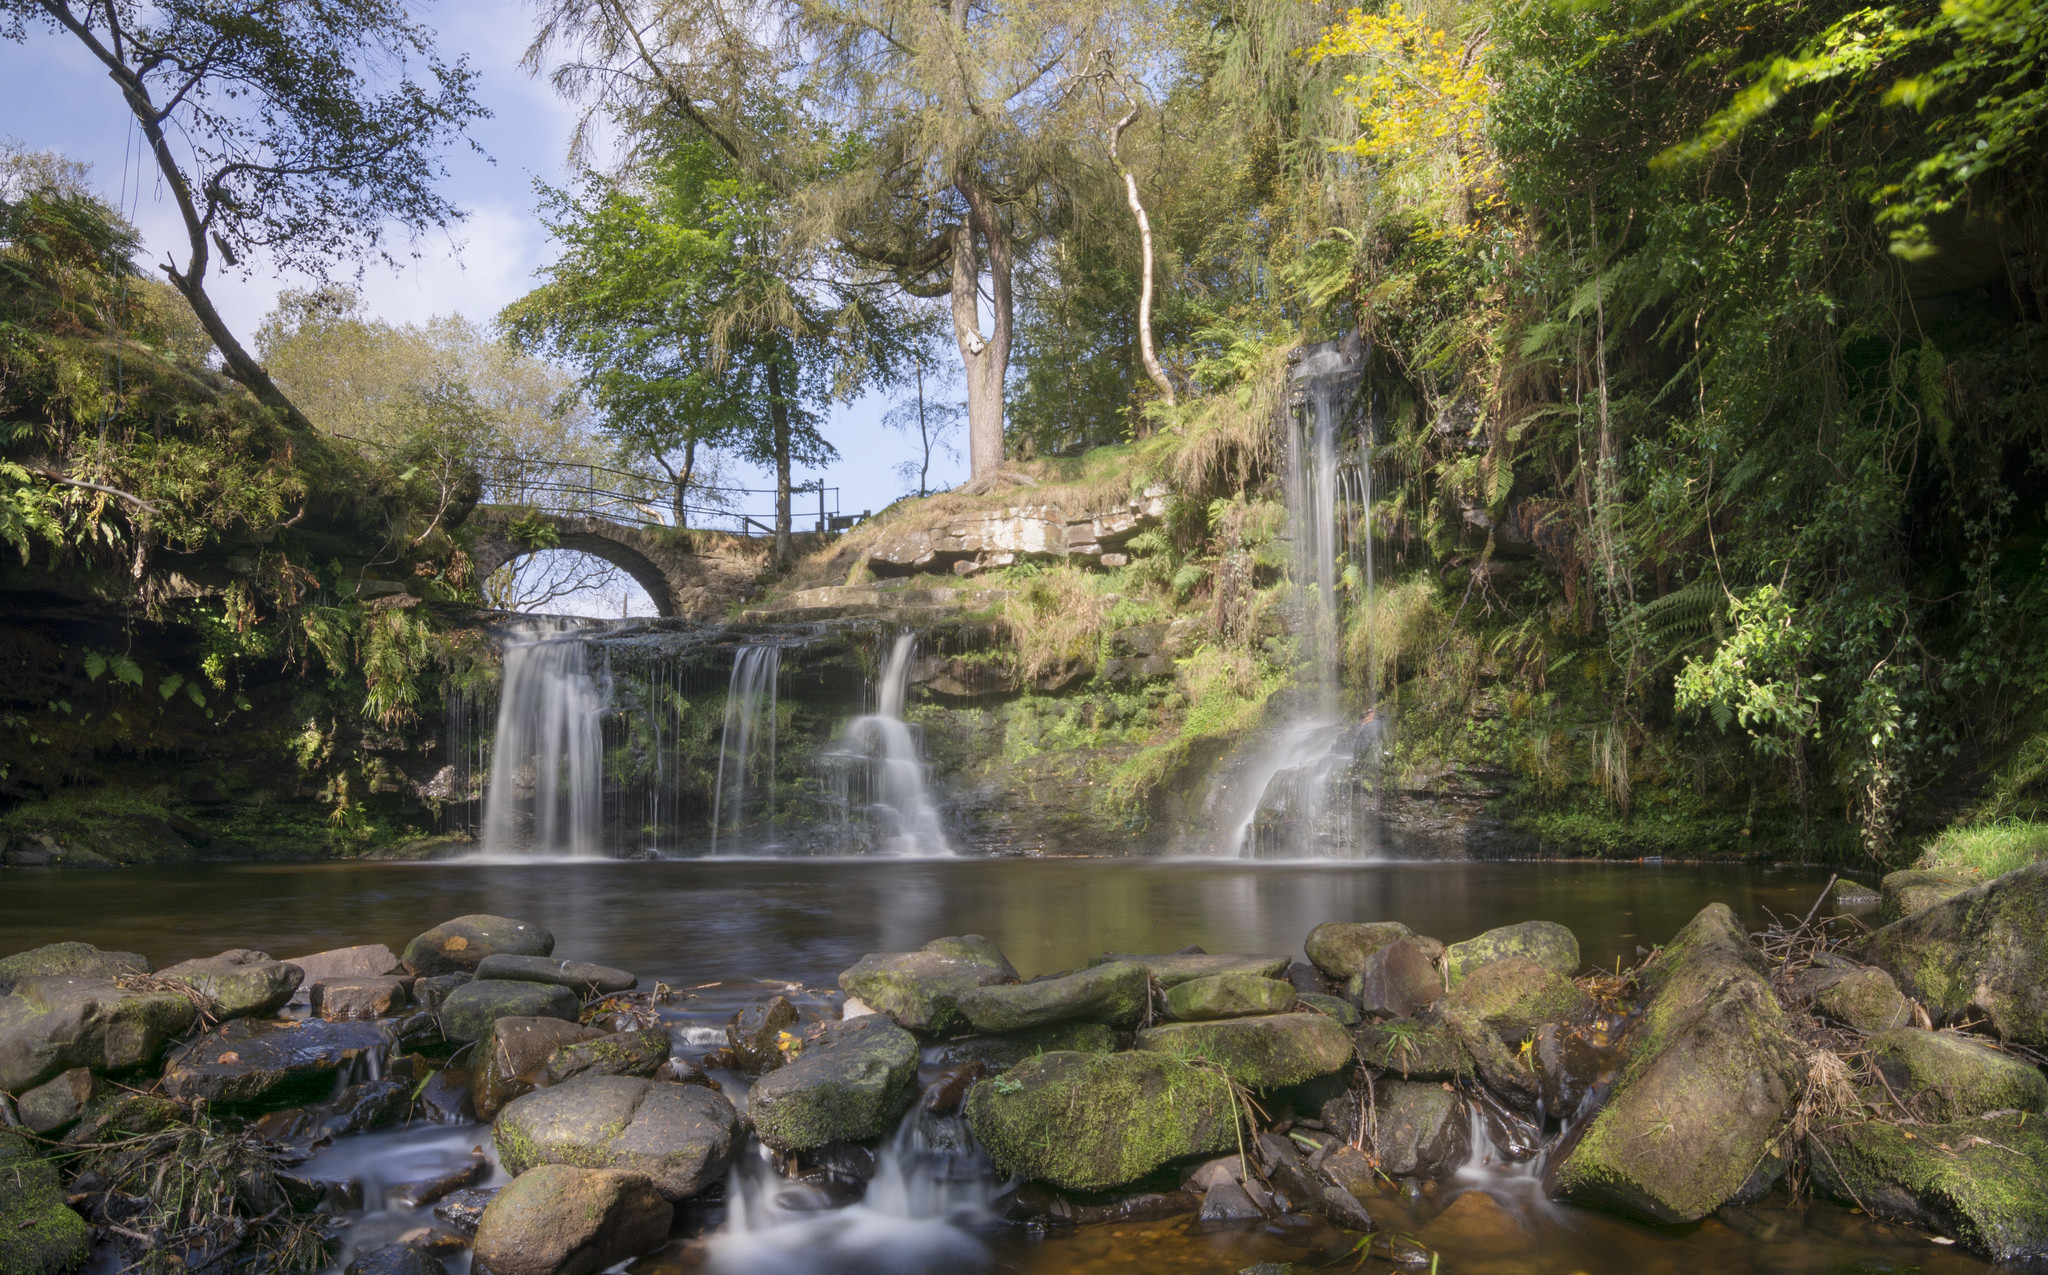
[1307,4,1499,227]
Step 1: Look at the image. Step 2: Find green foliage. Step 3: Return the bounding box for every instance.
[1917,816,2048,879]
[1674,587,1822,758]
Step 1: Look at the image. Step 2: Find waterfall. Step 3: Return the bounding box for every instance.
[823,632,952,856]
[710,644,782,853]
[479,618,609,858]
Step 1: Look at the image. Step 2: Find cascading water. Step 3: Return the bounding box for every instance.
[821,632,952,856]
[478,618,609,858]
[710,643,782,853]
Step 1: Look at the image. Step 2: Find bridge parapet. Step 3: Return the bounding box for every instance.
[466,506,782,618]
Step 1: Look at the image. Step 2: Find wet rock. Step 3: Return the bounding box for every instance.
[992,1182,1193,1226]
[0,1127,89,1275]
[1868,862,2048,1045]
[1443,921,1579,987]
[1471,1086,1543,1161]
[1441,956,1593,1045]
[1297,993,1361,1026]
[1318,1144,1378,1196]
[157,950,302,1020]
[473,1164,671,1275]
[402,915,555,978]
[1547,903,1805,1223]
[496,1076,740,1200]
[1832,879,1882,908]
[1166,973,1298,1021]
[1136,1013,1354,1088]
[0,976,200,1091]
[474,1017,602,1120]
[1373,1080,1471,1179]
[345,1245,445,1275]
[929,1021,1117,1071]
[838,935,1017,1035]
[545,1027,672,1085]
[919,1062,988,1114]
[1445,1015,1541,1113]
[727,996,799,1073]
[1807,966,1913,1033]
[1868,1027,2048,1121]
[749,1015,920,1153]
[964,1049,1237,1191]
[418,1067,476,1124]
[162,1018,391,1107]
[1303,922,1413,981]
[1286,961,1331,995]
[1255,1130,1323,1205]
[312,976,413,1021]
[438,980,580,1044]
[474,954,637,995]
[432,1187,497,1235]
[1089,951,1291,988]
[955,961,1150,1032]
[1318,1184,1378,1231]
[412,974,471,1012]
[1199,1178,1266,1222]
[0,943,150,989]
[1356,1018,1467,1080]
[1881,868,1979,923]
[15,1068,95,1136]
[326,1078,413,1136]
[1418,1189,1522,1248]
[391,1155,489,1209]
[1348,937,1446,1019]
[1530,1023,1604,1118]
[1808,1112,2048,1259]
[283,945,402,1002]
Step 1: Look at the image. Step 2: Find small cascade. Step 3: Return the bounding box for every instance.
[479,618,610,857]
[710,1109,997,1273]
[710,644,782,853]
[821,632,952,856]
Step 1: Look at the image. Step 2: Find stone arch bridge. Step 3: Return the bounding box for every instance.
[467,506,780,618]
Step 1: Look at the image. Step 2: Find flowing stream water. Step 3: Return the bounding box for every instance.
[821,633,952,857]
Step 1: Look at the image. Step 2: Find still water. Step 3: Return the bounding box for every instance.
[2,859,2001,1275]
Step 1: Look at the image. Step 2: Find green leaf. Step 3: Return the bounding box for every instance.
[84,651,106,681]
[158,673,185,701]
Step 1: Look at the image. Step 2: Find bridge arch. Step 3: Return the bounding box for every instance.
[465,507,771,620]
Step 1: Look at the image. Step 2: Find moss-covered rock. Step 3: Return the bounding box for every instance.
[0,1128,88,1275]
[1808,967,1913,1033]
[1349,935,1446,1018]
[493,1076,740,1201]
[930,1022,1118,1071]
[1441,956,1593,1045]
[438,980,579,1044]
[963,1050,1237,1190]
[1868,862,2048,1046]
[1372,1080,1471,1179]
[1303,922,1413,980]
[15,1069,95,1137]
[1880,868,1978,923]
[955,961,1150,1032]
[470,1165,672,1275]
[1356,1018,1468,1080]
[1443,921,1579,987]
[1546,903,1804,1223]
[1808,1114,2048,1260]
[1166,973,1297,1021]
[157,949,303,1019]
[838,935,1017,1034]
[1135,1013,1354,1088]
[402,915,555,977]
[0,942,149,988]
[1297,992,1361,1026]
[1087,951,1290,988]
[747,1014,919,1152]
[474,954,637,995]
[0,976,199,1092]
[1868,1028,2048,1121]
[544,1027,672,1086]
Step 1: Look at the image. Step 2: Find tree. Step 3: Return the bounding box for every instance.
[4,0,488,430]
[882,342,965,499]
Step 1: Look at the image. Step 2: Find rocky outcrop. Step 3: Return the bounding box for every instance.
[1809,1114,2048,1260]
[1372,1080,1471,1179]
[1868,863,2048,1046]
[0,1127,89,1275]
[470,1165,671,1275]
[839,936,1017,1035]
[0,942,150,987]
[157,950,302,1019]
[1880,869,1978,923]
[0,976,199,1092]
[747,1015,920,1153]
[1304,922,1413,981]
[1443,921,1579,986]
[494,1076,740,1201]
[863,487,1170,577]
[438,981,580,1044]
[1546,904,1804,1223]
[1165,973,1297,1021]
[964,1050,1238,1191]
[1136,1013,1355,1088]
[955,961,1150,1032]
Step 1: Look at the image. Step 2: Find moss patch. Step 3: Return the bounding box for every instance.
[0,1129,88,1275]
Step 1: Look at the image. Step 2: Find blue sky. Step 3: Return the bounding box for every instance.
[0,1,968,539]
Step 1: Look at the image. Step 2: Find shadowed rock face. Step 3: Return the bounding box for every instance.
[494,1076,741,1202]
[839,935,1017,1034]
[965,1050,1237,1191]
[1868,862,2048,1046]
[1373,1080,1472,1179]
[0,976,198,1092]
[1808,1114,2048,1261]
[471,1165,672,1275]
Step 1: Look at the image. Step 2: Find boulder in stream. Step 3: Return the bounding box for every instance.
[311,976,413,1021]
[0,942,149,988]
[1296,992,1361,1026]
[964,1050,1238,1191]
[15,1068,95,1137]
[494,1075,740,1201]
[1348,935,1446,1018]
[1443,921,1579,986]
[1800,966,1912,1033]
[955,961,1150,1032]
[1880,868,1979,922]
[284,945,403,1002]
[1371,1079,1471,1179]
[471,1164,672,1275]
[162,1017,391,1106]
[1165,973,1298,1021]
[402,916,555,977]
[837,935,1017,1034]
[474,1017,603,1119]
[1441,955,1593,1045]
[1356,1018,1468,1080]
[474,955,637,995]
[1303,922,1413,981]
[748,1014,920,1152]
[1094,951,1291,988]
[438,980,580,1044]
[930,1021,1117,1071]
[1867,862,2048,1046]
[1868,1027,2048,1121]
[0,1127,89,1275]
[0,976,199,1092]
[1808,1112,2048,1260]
[1546,903,1804,1223]
[157,949,303,1019]
[544,1027,672,1085]
[727,995,798,1073]
[1136,1013,1354,1088]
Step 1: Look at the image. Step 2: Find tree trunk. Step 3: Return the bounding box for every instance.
[1111,107,1174,407]
[767,356,792,566]
[953,181,1012,480]
[672,437,697,529]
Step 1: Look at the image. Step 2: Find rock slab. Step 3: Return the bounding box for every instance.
[471,1165,671,1275]
[402,916,555,978]
[748,1015,920,1152]
[1809,1114,2048,1260]
[838,936,1017,1034]
[157,950,303,1019]
[0,976,199,1092]
[965,1050,1238,1191]
[1869,862,2048,1046]
[1166,973,1298,1022]
[474,954,636,994]
[494,1075,740,1201]
[1136,1013,1355,1088]
[439,980,580,1044]
[955,961,1150,1032]
[162,1018,391,1106]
